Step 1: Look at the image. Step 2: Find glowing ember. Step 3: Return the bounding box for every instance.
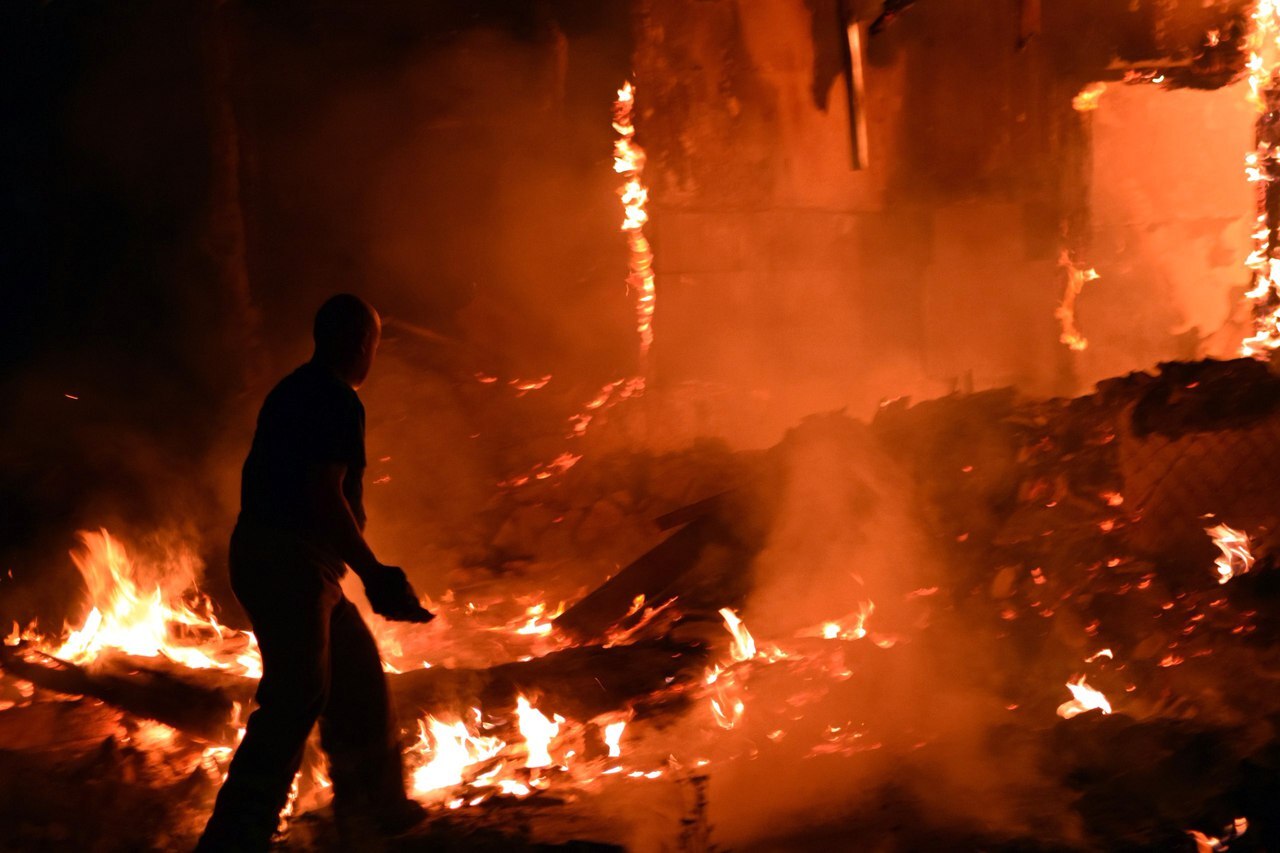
[809,602,874,641]
[500,451,584,488]
[567,377,646,439]
[515,695,563,769]
[1206,524,1254,585]
[1056,675,1112,719]
[1055,250,1100,352]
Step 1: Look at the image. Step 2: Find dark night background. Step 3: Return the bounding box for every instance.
[0,0,636,627]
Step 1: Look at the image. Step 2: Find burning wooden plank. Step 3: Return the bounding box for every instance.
[0,638,706,742]
[0,645,247,742]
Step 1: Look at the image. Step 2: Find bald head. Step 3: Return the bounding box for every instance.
[312,294,381,388]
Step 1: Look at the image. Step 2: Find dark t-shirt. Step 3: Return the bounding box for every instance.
[239,361,366,542]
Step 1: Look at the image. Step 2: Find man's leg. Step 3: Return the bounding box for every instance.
[320,597,417,834]
[197,546,341,852]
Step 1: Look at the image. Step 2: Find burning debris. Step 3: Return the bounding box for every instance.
[5,358,1280,848]
[12,0,1280,849]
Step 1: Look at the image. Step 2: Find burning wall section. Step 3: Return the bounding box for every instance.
[631,0,1258,449]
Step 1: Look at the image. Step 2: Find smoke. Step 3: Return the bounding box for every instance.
[0,2,641,626]
[689,413,1079,848]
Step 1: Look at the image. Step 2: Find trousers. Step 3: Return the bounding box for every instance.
[195,523,408,852]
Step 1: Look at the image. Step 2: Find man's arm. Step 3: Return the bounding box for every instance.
[308,462,381,580]
[307,463,434,622]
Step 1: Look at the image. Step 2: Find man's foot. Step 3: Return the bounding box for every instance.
[336,796,426,846]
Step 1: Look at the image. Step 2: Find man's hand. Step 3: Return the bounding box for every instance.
[364,565,436,623]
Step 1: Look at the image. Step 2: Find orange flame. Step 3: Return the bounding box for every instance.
[710,691,745,731]
[1240,2,1280,356]
[1056,674,1112,719]
[494,82,656,490]
[1072,82,1106,112]
[718,607,757,662]
[1056,250,1100,352]
[809,601,875,641]
[408,710,505,796]
[1188,816,1249,853]
[602,719,627,759]
[515,694,564,769]
[512,601,565,636]
[47,530,261,678]
[614,81,655,363]
[1206,524,1254,585]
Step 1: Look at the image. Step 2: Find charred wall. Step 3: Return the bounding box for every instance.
[633,0,1254,448]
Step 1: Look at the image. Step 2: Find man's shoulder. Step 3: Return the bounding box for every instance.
[256,365,359,432]
[269,363,358,404]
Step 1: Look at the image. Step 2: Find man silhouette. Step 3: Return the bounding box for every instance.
[197,294,432,851]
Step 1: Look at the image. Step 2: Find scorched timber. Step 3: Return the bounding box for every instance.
[0,639,707,740]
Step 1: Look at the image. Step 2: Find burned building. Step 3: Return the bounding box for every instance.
[3,1,1280,850]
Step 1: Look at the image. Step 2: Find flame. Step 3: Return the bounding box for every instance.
[1247,2,1280,111]
[1056,250,1100,352]
[46,530,261,678]
[1072,82,1106,112]
[603,595,679,647]
[710,690,745,731]
[705,664,746,730]
[3,621,39,647]
[718,607,757,662]
[409,710,505,796]
[1206,524,1254,584]
[495,81,656,490]
[808,601,875,641]
[1188,816,1249,853]
[614,81,656,363]
[201,701,247,782]
[1056,675,1112,719]
[512,601,566,637]
[1241,2,1280,356]
[515,695,564,769]
[602,719,627,759]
